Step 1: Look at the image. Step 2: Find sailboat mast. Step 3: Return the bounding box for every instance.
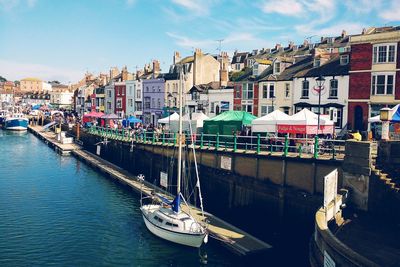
[177,68,183,195]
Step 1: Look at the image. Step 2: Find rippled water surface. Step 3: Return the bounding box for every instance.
[0,130,234,266]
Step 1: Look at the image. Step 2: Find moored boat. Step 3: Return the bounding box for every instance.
[4,113,29,131]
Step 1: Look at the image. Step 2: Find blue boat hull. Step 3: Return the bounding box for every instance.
[5,118,29,131]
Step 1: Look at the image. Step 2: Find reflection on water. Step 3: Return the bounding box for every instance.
[0,130,237,266]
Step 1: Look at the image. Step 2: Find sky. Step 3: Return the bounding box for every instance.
[0,0,399,84]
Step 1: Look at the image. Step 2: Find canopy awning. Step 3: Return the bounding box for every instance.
[251,110,290,133]
[158,112,180,124]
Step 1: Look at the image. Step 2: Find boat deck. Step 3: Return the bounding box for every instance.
[28,125,272,256]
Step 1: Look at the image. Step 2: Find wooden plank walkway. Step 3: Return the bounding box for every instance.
[29,125,272,256]
[28,125,80,154]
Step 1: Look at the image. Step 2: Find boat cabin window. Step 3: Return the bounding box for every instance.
[180,217,191,222]
[165,222,179,227]
[153,216,163,223]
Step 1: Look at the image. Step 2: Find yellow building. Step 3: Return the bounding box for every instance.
[20,77,43,92]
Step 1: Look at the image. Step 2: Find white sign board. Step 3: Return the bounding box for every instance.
[160,172,168,188]
[96,145,101,155]
[220,156,232,171]
[324,169,338,208]
[324,250,336,267]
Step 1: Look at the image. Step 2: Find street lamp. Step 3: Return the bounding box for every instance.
[271,95,276,112]
[167,92,173,131]
[315,75,325,134]
[380,107,393,140]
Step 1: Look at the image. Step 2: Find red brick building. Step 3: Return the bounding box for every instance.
[349,27,400,131]
[114,82,126,117]
[233,68,260,116]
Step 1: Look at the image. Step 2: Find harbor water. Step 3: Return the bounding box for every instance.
[0,130,235,266]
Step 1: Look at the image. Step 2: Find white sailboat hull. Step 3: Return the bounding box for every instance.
[141,205,207,248]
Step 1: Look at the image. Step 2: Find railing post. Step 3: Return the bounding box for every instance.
[257,134,261,154]
[314,136,319,159]
[298,144,302,158]
[331,142,336,160]
[233,133,237,152]
[216,133,220,150]
[283,134,289,157]
[144,132,147,143]
[173,132,176,146]
[152,132,155,144]
[200,133,204,149]
[162,132,165,145]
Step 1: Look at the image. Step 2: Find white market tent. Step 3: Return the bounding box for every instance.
[251,110,290,133]
[277,108,335,135]
[169,112,210,133]
[158,112,180,124]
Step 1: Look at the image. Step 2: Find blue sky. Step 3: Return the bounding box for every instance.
[0,0,399,83]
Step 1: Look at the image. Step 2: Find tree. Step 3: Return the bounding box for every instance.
[0,76,7,83]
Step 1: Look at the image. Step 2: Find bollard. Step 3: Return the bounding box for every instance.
[233,134,237,152]
[314,136,319,159]
[256,134,261,154]
[283,135,289,157]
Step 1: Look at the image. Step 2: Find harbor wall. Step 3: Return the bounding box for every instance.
[77,131,343,249]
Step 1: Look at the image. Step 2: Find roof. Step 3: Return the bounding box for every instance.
[205,111,256,125]
[21,77,42,82]
[178,56,194,64]
[231,52,249,64]
[294,56,349,78]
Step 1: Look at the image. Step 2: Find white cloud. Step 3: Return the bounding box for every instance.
[126,0,136,7]
[296,22,364,38]
[0,0,37,11]
[344,0,382,14]
[0,59,82,83]
[380,0,400,21]
[260,0,304,16]
[166,32,215,48]
[171,0,216,15]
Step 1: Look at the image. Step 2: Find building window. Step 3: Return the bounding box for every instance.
[116,98,122,108]
[108,90,111,97]
[262,83,275,99]
[107,102,111,110]
[242,104,252,113]
[340,55,349,65]
[373,44,396,63]
[151,98,155,108]
[235,86,240,98]
[235,63,241,70]
[313,58,320,67]
[137,89,141,99]
[242,83,253,100]
[211,102,215,113]
[128,99,133,107]
[274,62,281,74]
[261,105,273,116]
[144,97,151,109]
[329,79,338,98]
[285,83,290,98]
[283,107,290,114]
[158,86,161,92]
[157,99,161,108]
[146,86,149,92]
[301,80,309,98]
[371,74,394,95]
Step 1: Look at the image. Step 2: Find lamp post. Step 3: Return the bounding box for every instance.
[380,107,392,140]
[167,92,173,131]
[315,75,326,134]
[271,95,276,112]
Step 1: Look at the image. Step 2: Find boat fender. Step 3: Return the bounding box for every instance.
[204,234,208,244]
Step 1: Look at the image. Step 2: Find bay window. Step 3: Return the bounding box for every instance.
[373,44,396,63]
[371,73,394,95]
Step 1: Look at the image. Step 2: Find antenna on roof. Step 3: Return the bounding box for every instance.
[306,35,317,44]
[216,39,224,53]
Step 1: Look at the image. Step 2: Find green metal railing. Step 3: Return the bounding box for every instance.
[87,126,345,159]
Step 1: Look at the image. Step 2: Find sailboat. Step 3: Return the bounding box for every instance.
[4,89,28,131]
[140,69,208,248]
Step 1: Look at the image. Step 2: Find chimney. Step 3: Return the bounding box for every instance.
[362,28,367,34]
[173,51,181,65]
[303,39,309,47]
[275,44,281,50]
[341,30,347,38]
[288,41,294,49]
[152,60,160,74]
[194,48,203,56]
